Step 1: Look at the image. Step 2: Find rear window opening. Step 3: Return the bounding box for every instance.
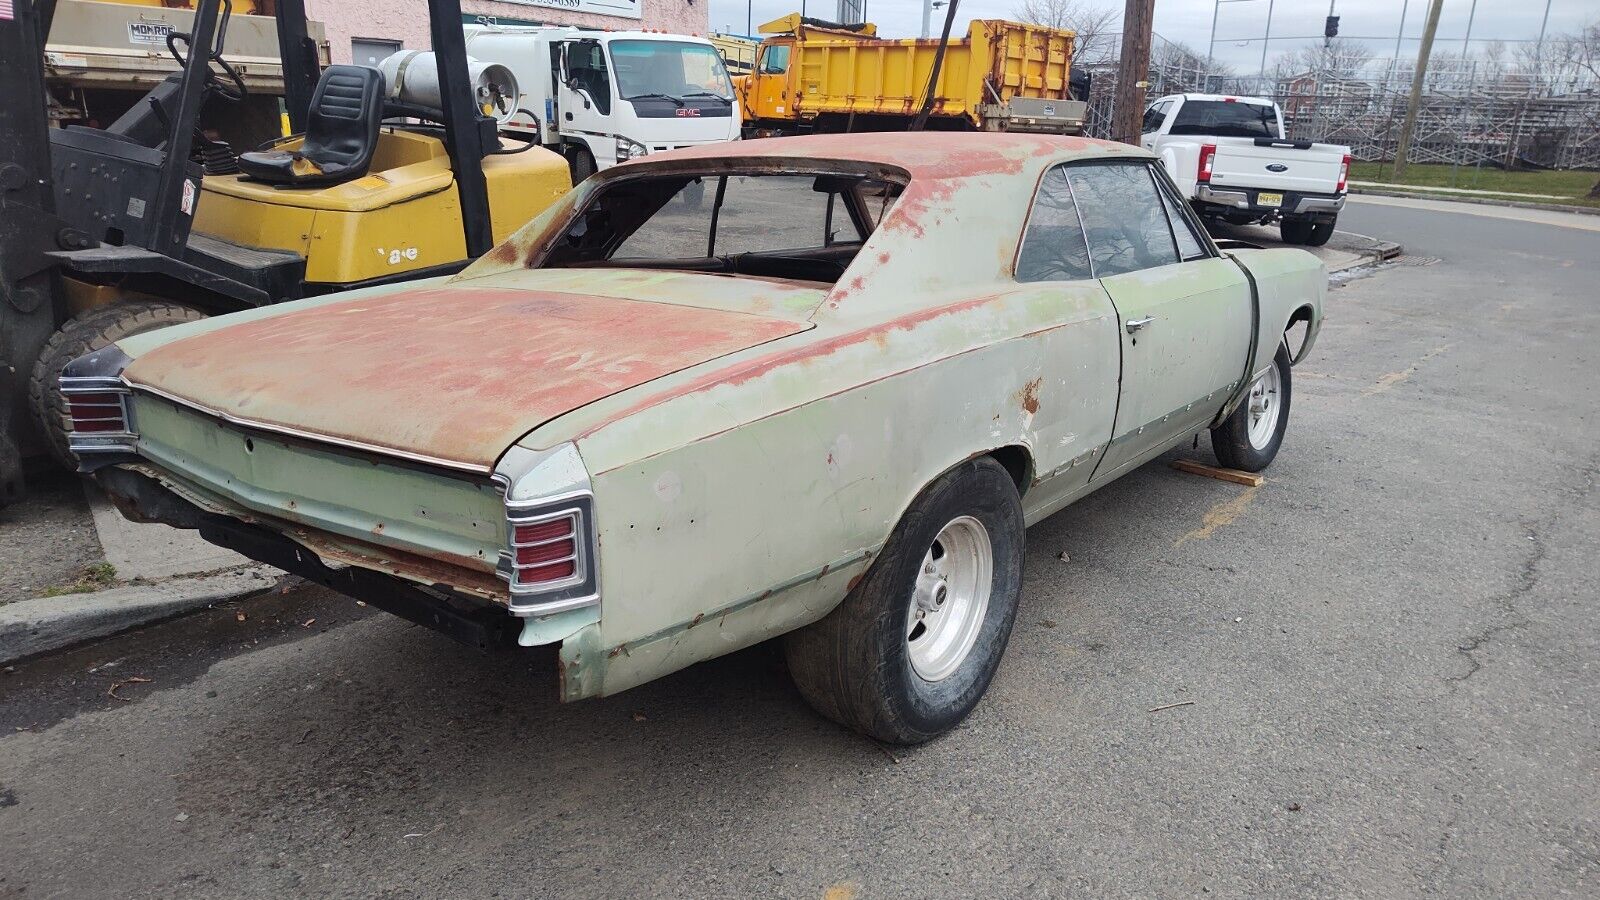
[543,173,904,285]
[1168,100,1279,139]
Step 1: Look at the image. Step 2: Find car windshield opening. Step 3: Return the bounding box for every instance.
[1168,100,1278,138]
[542,173,900,285]
[612,40,734,102]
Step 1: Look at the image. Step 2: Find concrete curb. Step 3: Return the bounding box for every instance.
[0,566,283,665]
[1350,186,1600,217]
[1326,231,1402,273]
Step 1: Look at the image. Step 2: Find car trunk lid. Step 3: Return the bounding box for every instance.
[121,283,813,472]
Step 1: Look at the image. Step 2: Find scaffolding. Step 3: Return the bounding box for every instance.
[1077,36,1600,171]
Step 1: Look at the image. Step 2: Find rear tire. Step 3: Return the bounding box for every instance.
[28,300,206,469]
[1210,343,1293,472]
[784,456,1025,744]
[1305,220,1335,246]
[1279,217,1314,245]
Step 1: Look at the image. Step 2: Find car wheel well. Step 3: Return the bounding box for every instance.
[986,445,1034,498]
[1284,303,1316,365]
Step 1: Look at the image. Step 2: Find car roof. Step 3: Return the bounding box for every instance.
[616,132,1150,181]
[1160,93,1276,105]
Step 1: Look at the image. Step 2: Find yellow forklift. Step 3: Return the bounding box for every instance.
[0,0,570,499]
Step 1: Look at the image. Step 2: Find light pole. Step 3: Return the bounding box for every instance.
[1207,1,1270,75]
[922,0,946,39]
[1257,0,1274,79]
[1393,0,1409,65]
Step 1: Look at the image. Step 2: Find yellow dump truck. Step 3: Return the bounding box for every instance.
[736,14,1088,136]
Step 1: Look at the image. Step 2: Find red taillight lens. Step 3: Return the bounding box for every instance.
[510,513,579,586]
[67,392,128,434]
[1337,153,1351,193]
[515,538,574,567]
[514,519,572,545]
[1197,143,1216,183]
[519,560,576,583]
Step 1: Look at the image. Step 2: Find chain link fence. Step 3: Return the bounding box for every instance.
[1075,36,1600,171]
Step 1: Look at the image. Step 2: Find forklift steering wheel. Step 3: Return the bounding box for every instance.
[166,33,249,102]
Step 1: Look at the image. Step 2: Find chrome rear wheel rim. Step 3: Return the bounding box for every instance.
[906,516,993,682]
[1245,363,1283,450]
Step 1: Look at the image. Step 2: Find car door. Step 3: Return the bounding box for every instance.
[748,40,792,121]
[1066,160,1253,481]
[559,39,615,148]
[1009,165,1124,520]
[1139,99,1171,149]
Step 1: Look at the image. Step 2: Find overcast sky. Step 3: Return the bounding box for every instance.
[705,0,1597,73]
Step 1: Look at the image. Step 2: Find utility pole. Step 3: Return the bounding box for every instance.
[1256,0,1274,80]
[1393,0,1409,63]
[922,0,946,39]
[1207,0,1220,65]
[1392,0,1443,178]
[1113,0,1155,146]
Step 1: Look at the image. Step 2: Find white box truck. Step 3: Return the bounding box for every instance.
[460,24,742,184]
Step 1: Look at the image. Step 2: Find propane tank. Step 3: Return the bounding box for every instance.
[377,50,520,123]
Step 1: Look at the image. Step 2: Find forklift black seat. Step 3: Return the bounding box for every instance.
[238,65,384,187]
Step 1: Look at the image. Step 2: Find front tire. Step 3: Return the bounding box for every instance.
[567,148,596,186]
[784,456,1025,744]
[1210,343,1293,472]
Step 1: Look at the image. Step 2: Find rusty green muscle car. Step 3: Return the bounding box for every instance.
[64,133,1323,743]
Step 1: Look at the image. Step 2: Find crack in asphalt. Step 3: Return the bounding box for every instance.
[1445,456,1597,686]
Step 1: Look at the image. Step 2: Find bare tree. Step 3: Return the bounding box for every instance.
[1270,38,1375,83]
[1545,19,1600,197]
[1013,0,1119,64]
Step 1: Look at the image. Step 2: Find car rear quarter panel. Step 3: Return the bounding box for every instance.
[1229,247,1326,375]
[557,284,1120,700]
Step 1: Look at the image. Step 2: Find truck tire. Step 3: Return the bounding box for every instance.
[568,148,596,186]
[1210,343,1292,472]
[1304,220,1335,247]
[1279,217,1314,245]
[28,300,207,469]
[784,456,1025,744]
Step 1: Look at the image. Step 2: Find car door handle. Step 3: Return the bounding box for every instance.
[1125,316,1156,334]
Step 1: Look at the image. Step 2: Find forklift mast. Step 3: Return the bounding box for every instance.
[0,0,67,501]
[426,0,495,258]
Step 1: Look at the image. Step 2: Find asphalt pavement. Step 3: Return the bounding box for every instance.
[1,196,1596,899]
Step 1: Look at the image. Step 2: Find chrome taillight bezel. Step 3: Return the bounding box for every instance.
[492,444,600,618]
[61,375,137,457]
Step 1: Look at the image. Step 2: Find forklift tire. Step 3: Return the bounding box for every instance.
[569,149,596,186]
[28,300,207,470]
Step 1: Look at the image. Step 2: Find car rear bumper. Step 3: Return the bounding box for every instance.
[1196,185,1346,219]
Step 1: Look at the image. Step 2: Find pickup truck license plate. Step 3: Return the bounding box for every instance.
[1257,192,1284,208]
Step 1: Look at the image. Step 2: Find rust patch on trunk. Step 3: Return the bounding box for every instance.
[123,286,809,470]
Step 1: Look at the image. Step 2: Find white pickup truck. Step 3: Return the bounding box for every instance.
[1142,93,1351,246]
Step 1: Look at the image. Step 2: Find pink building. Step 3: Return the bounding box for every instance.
[311,0,710,66]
